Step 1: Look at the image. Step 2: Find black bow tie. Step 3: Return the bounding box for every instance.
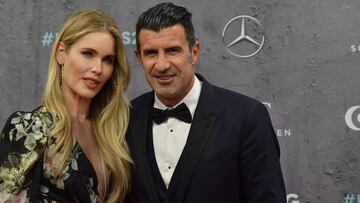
[150,103,192,124]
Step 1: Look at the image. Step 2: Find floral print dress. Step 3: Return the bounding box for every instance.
[0,107,101,202]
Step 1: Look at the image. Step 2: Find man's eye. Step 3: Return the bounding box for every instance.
[144,50,157,57]
[168,48,179,54]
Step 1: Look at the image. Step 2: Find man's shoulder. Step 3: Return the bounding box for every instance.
[130,91,153,109]
[207,84,270,122]
[210,83,261,106]
[197,73,260,106]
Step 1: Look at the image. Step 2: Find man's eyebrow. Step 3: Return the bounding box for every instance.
[165,46,182,51]
[142,48,157,54]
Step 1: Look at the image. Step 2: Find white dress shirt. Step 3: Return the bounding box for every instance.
[153,76,202,188]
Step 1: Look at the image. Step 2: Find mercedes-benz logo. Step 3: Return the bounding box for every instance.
[222,15,265,58]
[345,106,360,131]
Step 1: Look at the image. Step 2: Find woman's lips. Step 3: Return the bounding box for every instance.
[83,78,100,89]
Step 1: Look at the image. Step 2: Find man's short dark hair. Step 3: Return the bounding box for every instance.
[135,2,195,51]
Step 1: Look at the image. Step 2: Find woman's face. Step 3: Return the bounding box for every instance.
[57,31,115,100]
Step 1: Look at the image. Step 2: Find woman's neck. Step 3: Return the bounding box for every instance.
[63,90,91,121]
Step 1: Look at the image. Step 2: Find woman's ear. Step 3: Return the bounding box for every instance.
[56,42,65,65]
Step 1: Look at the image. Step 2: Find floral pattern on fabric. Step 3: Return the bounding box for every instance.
[0,107,103,202]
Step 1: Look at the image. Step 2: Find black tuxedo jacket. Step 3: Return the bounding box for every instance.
[127,74,286,203]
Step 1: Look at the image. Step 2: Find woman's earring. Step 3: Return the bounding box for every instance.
[113,81,118,90]
[60,65,64,86]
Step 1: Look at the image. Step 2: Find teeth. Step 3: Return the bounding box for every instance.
[158,76,171,80]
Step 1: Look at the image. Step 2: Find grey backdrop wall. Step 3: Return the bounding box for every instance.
[1,0,359,202]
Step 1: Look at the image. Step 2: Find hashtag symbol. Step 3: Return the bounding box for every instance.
[41,32,54,46]
[344,194,356,203]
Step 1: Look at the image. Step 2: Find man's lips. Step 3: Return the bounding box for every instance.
[154,75,175,84]
[155,75,173,80]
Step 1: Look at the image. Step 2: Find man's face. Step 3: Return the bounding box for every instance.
[136,24,200,107]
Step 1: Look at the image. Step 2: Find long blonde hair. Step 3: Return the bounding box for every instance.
[42,9,132,202]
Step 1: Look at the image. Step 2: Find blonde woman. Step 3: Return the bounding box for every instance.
[0,9,132,202]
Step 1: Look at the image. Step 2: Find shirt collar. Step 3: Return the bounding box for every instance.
[154,75,202,118]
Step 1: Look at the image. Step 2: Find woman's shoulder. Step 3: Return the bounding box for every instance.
[0,106,55,201]
[7,106,54,125]
[1,106,55,147]
[9,106,52,119]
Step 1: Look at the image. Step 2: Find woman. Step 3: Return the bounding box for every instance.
[0,9,132,202]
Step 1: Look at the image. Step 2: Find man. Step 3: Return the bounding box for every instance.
[127,2,286,203]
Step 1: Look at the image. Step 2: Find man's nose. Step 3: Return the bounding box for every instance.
[154,53,170,72]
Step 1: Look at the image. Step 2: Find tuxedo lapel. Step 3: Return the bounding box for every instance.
[170,111,217,203]
[169,74,218,203]
[130,94,160,203]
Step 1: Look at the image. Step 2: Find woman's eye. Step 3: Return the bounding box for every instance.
[104,57,114,65]
[82,51,93,57]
